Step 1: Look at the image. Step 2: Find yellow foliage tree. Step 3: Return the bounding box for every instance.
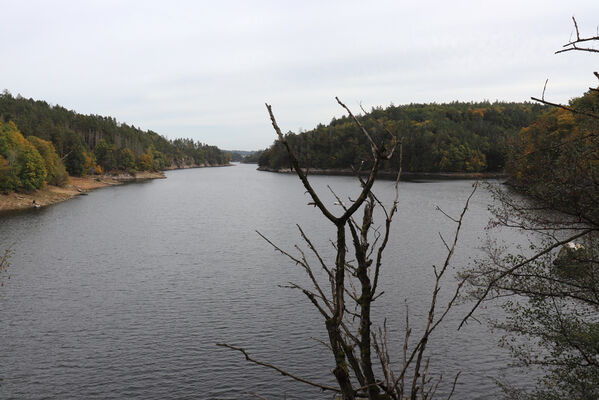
[27,136,68,186]
[138,153,154,171]
[0,121,47,192]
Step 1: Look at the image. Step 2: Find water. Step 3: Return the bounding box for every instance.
[0,164,527,399]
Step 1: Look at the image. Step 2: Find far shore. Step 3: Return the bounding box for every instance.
[163,163,233,170]
[257,166,506,180]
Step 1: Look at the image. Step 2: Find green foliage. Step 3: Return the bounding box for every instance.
[477,87,599,399]
[19,145,46,190]
[94,139,116,171]
[488,238,599,400]
[137,152,153,171]
[257,102,544,173]
[151,148,167,171]
[0,91,230,171]
[240,150,265,164]
[63,139,86,176]
[117,147,135,171]
[27,136,68,186]
[229,152,242,162]
[0,121,47,192]
[169,138,230,167]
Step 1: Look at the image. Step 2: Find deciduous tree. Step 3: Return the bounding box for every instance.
[0,121,47,192]
[117,147,135,171]
[27,136,68,186]
[461,17,599,399]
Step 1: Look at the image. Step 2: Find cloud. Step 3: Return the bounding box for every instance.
[1,0,597,149]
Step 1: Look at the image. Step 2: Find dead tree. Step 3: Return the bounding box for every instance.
[219,98,472,399]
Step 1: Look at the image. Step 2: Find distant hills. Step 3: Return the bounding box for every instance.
[224,150,259,162]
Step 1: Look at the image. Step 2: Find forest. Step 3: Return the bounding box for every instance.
[257,101,546,173]
[0,91,230,193]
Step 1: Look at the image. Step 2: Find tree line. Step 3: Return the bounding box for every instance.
[0,91,230,192]
[256,101,546,173]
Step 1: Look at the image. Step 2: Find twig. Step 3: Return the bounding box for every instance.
[446,372,461,400]
[531,97,599,120]
[460,228,596,329]
[217,343,341,393]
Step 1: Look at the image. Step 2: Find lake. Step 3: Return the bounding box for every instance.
[0,163,529,399]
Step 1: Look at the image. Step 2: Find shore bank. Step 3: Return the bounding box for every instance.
[0,163,235,214]
[257,166,506,180]
[163,163,232,170]
[0,171,165,213]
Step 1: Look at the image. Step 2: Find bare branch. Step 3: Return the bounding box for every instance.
[460,228,596,329]
[435,205,459,223]
[336,97,379,156]
[556,17,599,54]
[265,103,338,223]
[438,233,451,253]
[245,392,269,400]
[294,244,334,313]
[256,230,306,267]
[217,343,341,393]
[446,372,461,400]
[371,142,403,297]
[531,96,599,119]
[408,183,476,399]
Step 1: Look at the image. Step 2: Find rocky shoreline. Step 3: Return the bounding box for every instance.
[0,163,237,214]
[0,171,166,214]
[256,166,506,180]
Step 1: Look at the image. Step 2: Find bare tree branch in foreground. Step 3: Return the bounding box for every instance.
[220,99,474,399]
[531,17,599,118]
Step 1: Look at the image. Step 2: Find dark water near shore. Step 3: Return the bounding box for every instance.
[0,164,530,399]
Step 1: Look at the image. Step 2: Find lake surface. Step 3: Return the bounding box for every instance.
[0,164,530,399]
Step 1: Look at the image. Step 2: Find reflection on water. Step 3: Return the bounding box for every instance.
[0,164,527,399]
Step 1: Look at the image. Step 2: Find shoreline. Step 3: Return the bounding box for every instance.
[163,163,233,170]
[0,163,234,214]
[0,171,166,214]
[256,166,506,181]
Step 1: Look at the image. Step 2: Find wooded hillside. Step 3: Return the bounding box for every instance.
[258,101,546,173]
[506,88,599,217]
[0,91,230,177]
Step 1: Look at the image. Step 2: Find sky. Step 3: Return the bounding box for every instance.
[1,1,597,150]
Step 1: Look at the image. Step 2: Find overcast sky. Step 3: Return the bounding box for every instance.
[1,1,597,150]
